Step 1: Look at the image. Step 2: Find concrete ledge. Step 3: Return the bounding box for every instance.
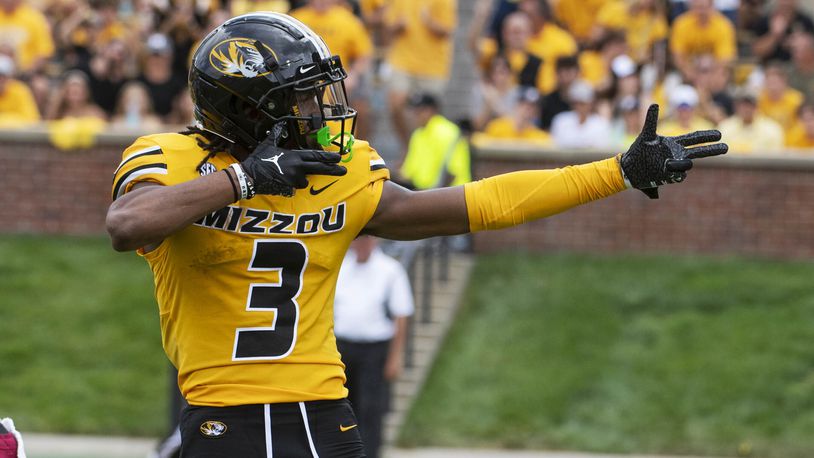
[473,139,814,172]
[0,125,169,147]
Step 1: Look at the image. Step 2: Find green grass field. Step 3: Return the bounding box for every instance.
[0,235,168,437]
[4,235,814,456]
[400,252,814,458]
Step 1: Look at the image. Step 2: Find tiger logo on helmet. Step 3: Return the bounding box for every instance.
[209,39,276,78]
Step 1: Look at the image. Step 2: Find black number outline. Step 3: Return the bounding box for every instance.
[232,239,308,361]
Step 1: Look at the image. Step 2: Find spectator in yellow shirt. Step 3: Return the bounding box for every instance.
[398,93,471,190]
[474,12,545,94]
[594,0,668,64]
[291,0,373,93]
[0,54,39,128]
[578,32,629,92]
[93,0,127,46]
[291,0,374,137]
[758,63,804,132]
[0,0,54,73]
[552,0,613,46]
[719,87,785,153]
[385,0,456,146]
[786,103,814,149]
[359,0,386,21]
[230,0,290,16]
[358,0,387,45]
[480,86,551,144]
[53,1,97,67]
[470,1,577,94]
[520,0,578,94]
[669,0,736,78]
[551,0,607,45]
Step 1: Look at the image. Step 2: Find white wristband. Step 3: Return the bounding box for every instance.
[229,163,255,200]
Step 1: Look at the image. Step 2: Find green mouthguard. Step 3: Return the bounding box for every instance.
[314,125,355,162]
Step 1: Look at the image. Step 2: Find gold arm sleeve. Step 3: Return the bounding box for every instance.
[464,156,627,232]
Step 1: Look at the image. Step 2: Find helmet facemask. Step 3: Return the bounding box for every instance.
[258,55,357,159]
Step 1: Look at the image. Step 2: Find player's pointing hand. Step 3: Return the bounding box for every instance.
[619,104,728,199]
[239,134,348,198]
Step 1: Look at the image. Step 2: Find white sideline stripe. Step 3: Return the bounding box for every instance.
[265,403,273,458]
[115,167,168,199]
[114,145,162,175]
[20,435,730,458]
[23,433,155,456]
[299,402,319,458]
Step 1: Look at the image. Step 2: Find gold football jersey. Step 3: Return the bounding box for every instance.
[112,133,389,406]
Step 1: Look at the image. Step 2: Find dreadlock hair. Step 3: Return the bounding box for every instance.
[180,125,241,173]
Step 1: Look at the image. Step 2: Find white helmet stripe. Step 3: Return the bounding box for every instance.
[264,12,331,59]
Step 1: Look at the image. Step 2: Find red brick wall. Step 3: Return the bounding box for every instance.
[0,132,133,235]
[470,145,814,259]
[3,134,814,259]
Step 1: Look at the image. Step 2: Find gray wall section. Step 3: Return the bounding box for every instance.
[443,0,478,123]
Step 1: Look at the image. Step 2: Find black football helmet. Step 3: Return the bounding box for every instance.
[189,12,356,154]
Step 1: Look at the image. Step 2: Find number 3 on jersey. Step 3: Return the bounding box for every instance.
[233,240,308,360]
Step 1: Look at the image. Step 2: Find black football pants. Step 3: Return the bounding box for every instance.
[179,399,364,457]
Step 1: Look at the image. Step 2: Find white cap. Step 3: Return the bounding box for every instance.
[611,54,636,79]
[146,33,172,55]
[670,84,699,109]
[568,80,595,103]
[0,55,14,77]
[617,94,640,112]
[517,85,541,104]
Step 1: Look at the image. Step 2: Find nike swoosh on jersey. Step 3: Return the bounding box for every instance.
[339,424,358,432]
[309,180,339,195]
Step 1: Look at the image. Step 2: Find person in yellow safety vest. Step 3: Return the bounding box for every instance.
[397,93,472,190]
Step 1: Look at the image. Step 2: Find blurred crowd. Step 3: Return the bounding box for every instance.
[0,0,458,152]
[469,0,814,153]
[0,0,206,132]
[1,0,813,154]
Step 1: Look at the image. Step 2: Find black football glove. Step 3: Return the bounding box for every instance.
[620,104,728,199]
[241,135,347,197]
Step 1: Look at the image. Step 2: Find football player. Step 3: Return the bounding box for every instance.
[106,12,727,457]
